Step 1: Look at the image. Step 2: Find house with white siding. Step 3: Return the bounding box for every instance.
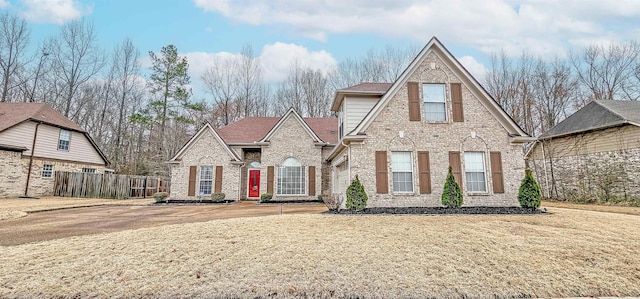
[0,103,109,198]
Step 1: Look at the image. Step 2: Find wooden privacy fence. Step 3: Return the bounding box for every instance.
[54,171,171,199]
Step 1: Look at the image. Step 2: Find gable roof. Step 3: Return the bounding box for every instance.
[331,83,392,111]
[0,102,84,132]
[218,117,280,144]
[218,113,338,144]
[0,102,109,165]
[350,36,531,142]
[539,100,640,139]
[169,122,242,162]
[260,108,324,143]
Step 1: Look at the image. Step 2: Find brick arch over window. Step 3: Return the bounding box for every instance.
[450,134,504,194]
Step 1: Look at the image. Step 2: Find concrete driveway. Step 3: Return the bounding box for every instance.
[0,201,327,246]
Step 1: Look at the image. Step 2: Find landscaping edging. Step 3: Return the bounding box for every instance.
[156,199,236,205]
[326,206,546,215]
[258,200,324,205]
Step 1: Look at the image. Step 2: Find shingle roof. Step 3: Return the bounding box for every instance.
[218,116,338,144]
[340,82,393,93]
[539,100,640,139]
[0,103,84,132]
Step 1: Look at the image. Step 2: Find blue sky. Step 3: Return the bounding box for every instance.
[1,0,639,96]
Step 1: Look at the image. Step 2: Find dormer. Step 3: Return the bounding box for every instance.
[331,83,392,139]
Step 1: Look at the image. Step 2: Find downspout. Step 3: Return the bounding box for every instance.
[540,140,550,198]
[238,162,245,201]
[24,122,41,197]
[341,139,351,194]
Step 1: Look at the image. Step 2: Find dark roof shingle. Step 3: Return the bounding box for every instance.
[340,82,393,93]
[218,116,338,144]
[0,103,84,132]
[539,100,640,139]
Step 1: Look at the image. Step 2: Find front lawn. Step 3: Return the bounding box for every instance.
[1,207,639,298]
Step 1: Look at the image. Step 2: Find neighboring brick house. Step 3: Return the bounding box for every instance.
[167,108,337,200]
[526,100,640,202]
[0,103,109,198]
[328,37,533,207]
[171,37,533,207]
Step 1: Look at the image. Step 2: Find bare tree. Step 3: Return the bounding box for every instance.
[110,38,142,170]
[276,62,332,117]
[47,18,105,117]
[330,44,418,90]
[0,13,30,102]
[531,58,579,133]
[571,41,640,101]
[202,56,239,126]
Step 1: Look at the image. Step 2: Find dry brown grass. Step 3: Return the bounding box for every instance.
[542,200,640,216]
[1,207,639,298]
[0,196,154,220]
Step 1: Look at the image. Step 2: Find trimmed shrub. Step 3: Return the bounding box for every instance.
[153,192,169,203]
[441,166,463,208]
[211,193,226,202]
[346,175,368,210]
[260,193,273,202]
[317,194,323,201]
[518,169,541,209]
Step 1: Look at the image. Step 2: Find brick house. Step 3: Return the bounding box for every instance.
[0,103,109,198]
[328,37,532,207]
[526,100,640,202]
[167,108,337,200]
[169,37,533,206]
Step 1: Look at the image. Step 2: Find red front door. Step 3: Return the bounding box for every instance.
[248,170,260,198]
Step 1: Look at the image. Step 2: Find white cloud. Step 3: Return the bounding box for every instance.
[193,0,640,57]
[458,56,488,82]
[0,0,10,8]
[140,43,337,97]
[20,0,91,24]
[259,42,337,82]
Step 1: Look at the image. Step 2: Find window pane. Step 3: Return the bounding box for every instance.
[423,84,445,103]
[391,152,413,192]
[58,130,71,151]
[464,152,486,192]
[42,164,53,178]
[424,102,446,121]
[199,166,213,195]
[277,164,306,195]
[465,152,485,172]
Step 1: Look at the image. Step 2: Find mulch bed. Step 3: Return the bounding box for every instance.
[156,199,234,205]
[258,200,324,204]
[327,206,546,215]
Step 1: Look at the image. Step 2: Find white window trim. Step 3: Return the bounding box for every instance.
[42,164,54,179]
[391,151,414,194]
[199,165,214,196]
[276,158,306,196]
[58,129,71,151]
[464,152,488,194]
[422,83,447,122]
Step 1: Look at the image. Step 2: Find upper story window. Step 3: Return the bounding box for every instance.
[423,83,446,121]
[82,168,96,173]
[464,152,487,192]
[58,129,71,151]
